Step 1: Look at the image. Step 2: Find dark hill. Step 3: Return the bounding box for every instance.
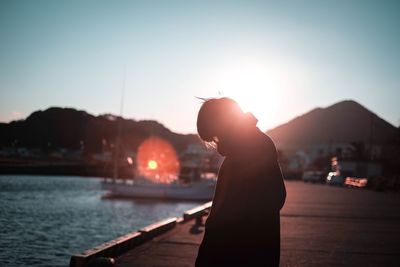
[0,107,200,154]
[267,100,397,151]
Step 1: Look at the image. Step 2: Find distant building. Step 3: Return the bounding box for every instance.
[179,144,222,181]
[331,156,382,178]
[92,151,113,163]
[280,142,383,173]
[309,142,355,160]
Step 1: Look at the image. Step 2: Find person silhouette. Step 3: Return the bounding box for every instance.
[195,97,286,267]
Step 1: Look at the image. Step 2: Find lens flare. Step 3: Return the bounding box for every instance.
[136,137,180,183]
[147,160,158,170]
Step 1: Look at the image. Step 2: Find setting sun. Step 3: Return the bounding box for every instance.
[211,60,309,131]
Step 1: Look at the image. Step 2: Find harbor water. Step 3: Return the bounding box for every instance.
[0,175,200,267]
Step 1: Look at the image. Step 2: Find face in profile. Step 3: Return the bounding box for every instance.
[197,97,249,155]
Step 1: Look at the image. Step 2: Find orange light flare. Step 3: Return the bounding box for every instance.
[147,160,158,170]
[136,137,180,184]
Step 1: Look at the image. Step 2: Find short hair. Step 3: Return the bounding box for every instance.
[196,97,244,142]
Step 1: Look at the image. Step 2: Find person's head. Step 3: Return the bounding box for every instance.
[196,97,258,153]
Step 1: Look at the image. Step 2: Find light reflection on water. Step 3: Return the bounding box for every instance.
[0,175,200,267]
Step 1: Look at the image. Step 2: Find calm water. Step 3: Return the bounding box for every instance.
[0,175,200,267]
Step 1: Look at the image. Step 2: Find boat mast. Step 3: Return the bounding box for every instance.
[113,67,126,181]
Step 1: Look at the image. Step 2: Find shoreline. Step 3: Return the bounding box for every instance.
[0,159,134,178]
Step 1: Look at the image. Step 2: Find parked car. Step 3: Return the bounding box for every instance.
[302,171,325,183]
[326,172,345,186]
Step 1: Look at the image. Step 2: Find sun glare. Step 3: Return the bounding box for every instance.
[212,60,307,130]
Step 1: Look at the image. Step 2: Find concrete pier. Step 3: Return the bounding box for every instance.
[70,181,400,267]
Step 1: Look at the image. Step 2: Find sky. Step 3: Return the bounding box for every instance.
[0,0,399,134]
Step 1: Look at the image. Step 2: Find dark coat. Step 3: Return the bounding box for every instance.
[196,128,286,267]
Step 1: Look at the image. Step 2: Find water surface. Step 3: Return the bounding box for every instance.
[0,175,200,267]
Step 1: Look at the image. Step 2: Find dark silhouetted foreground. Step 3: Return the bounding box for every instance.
[195,98,286,266]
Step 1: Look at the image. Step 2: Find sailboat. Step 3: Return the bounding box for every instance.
[101,145,217,200]
[101,70,217,201]
[102,140,217,201]
[102,176,216,201]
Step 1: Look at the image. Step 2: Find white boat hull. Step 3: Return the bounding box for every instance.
[102,181,215,201]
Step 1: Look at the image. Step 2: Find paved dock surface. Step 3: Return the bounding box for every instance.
[115,181,400,267]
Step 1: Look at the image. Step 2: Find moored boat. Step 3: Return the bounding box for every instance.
[101,177,216,201]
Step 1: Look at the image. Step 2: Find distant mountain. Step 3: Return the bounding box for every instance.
[266,100,398,151]
[0,107,200,154]
[2,101,397,156]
